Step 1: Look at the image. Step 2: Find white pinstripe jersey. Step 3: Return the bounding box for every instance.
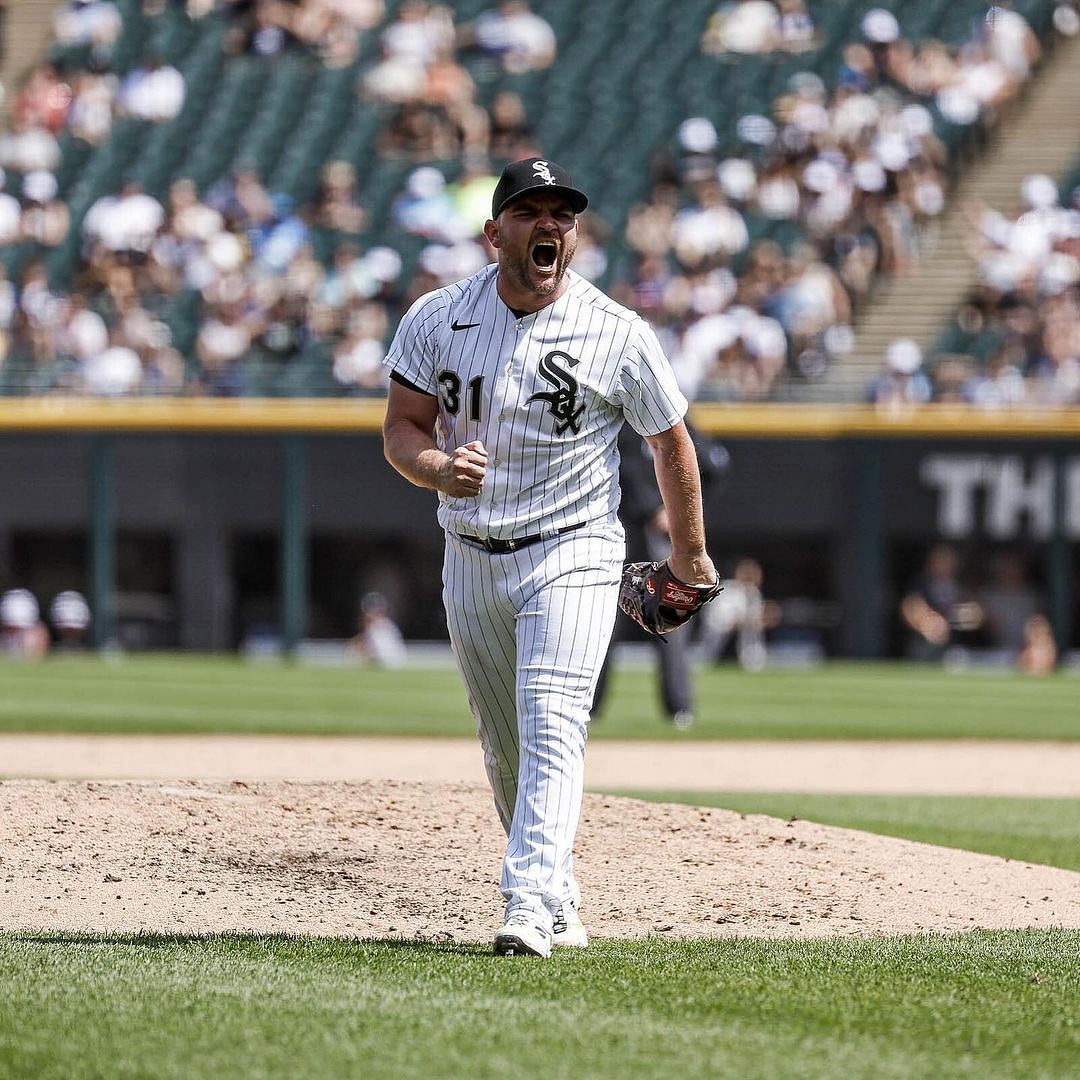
[384,264,688,539]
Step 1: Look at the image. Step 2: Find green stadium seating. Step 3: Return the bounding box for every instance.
[29,0,1063,394]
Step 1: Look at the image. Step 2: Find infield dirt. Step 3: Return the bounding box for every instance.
[3,778,1079,942]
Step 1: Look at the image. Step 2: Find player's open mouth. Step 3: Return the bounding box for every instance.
[531,241,558,272]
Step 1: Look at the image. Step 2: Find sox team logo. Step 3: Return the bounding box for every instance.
[532,160,557,185]
[528,349,585,434]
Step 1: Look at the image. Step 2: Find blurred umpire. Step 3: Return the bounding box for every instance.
[592,424,730,729]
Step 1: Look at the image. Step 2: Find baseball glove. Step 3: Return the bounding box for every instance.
[618,560,722,637]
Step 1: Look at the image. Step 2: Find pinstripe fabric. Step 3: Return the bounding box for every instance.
[443,520,623,924]
[384,265,688,540]
[386,260,690,935]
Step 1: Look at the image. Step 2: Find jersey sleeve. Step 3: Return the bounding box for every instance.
[382,291,445,395]
[615,319,689,436]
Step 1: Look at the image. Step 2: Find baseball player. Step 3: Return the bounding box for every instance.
[382,157,717,958]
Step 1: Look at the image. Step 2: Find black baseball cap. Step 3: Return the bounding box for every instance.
[490,157,589,219]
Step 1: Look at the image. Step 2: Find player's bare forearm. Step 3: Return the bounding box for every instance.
[383,381,486,498]
[645,422,717,586]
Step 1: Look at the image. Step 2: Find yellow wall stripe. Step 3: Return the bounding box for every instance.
[0,399,1077,438]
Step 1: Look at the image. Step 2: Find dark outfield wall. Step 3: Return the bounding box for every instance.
[0,433,1075,652]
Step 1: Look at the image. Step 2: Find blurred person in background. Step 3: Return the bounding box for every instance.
[317,160,367,237]
[0,114,61,173]
[975,550,1044,656]
[697,556,778,670]
[463,0,556,74]
[20,169,70,249]
[12,63,71,136]
[487,90,537,161]
[985,2,1041,81]
[963,340,1027,407]
[392,165,462,241]
[116,52,185,122]
[1016,613,1057,675]
[52,0,122,52]
[0,589,50,660]
[82,179,164,260]
[49,590,91,651]
[347,591,406,667]
[866,338,932,410]
[702,1,782,55]
[899,543,983,662]
[591,426,725,730]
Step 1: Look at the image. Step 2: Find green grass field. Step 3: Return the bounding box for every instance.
[2,931,1078,1080]
[2,654,1078,739]
[4,654,1079,1078]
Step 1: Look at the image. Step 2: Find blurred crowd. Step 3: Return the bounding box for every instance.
[0,0,1072,400]
[899,541,1057,673]
[0,0,557,396]
[0,586,90,659]
[611,1,1053,401]
[862,168,1080,408]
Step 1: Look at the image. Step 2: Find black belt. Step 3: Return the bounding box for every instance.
[455,521,588,554]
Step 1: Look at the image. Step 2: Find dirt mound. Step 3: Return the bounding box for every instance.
[3,779,1078,942]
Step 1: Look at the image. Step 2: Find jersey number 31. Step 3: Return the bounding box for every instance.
[438,370,484,421]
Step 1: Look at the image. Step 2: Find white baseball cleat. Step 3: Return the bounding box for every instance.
[552,903,588,948]
[494,913,553,958]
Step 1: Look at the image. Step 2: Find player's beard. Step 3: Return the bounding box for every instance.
[504,230,577,299]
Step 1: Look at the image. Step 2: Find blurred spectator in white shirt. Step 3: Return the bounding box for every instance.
[83,334,143,395]
[466,0,556,73]
[332,304,390,392]
[60,292,109,363]
[985,2,1040,79]
[702,1,780,55]
[20,170,70,248]
[66,70,116,144]
[697,558,777,670]
[0,117,61,172]
[866,338,933,409]
[391,165,464,241]
[963,342,1027,408]
[84,181,165,255]
[363,0,453,102]
[167,177,224,245]
[1,589,50,660]
[347,591,407,667]
[198,308,251,367]
[670,181,748,266]
[49,590,92,651]
[53,0,122,48]
[118,55,186,122]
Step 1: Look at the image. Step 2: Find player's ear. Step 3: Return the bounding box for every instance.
[483,218,500,249]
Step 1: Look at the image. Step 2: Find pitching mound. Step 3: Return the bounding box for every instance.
[3,779,1079,941]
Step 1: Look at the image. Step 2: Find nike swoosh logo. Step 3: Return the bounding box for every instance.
[451,320,480,331]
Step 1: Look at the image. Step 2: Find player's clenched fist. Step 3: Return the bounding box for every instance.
[441,440,487,497]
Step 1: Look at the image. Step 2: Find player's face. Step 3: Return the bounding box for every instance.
[486,193,579,307]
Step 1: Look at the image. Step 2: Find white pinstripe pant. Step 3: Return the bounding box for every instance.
[443,520,623,928]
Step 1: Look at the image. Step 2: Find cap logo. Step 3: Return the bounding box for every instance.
[532,160,556,185]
